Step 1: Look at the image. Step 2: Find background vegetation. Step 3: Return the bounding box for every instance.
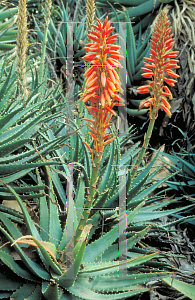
[0,0,194,299]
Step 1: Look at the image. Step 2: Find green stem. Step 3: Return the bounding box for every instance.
[131,115,156,179]
[75,154,100,242]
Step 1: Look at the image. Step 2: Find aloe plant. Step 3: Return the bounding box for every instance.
[0,7,193,300]
[0,55,72,199]
[1,121,193,299]
[0,85,192,299]
[0,154,188,300]
[0,51,190,297]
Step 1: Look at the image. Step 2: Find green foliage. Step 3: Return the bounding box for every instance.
[157,147,195,195]
[32,1,86,91]
[0,169,172,299]
[0,2,193,299]
[0,55,70,195]
[0,7,18,53]
[162,277,195,300]
[0,106,191,298]
[0,53,191,298]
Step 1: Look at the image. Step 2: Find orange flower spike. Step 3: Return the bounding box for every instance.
[81,16,122,166]
[81,93,94,103]
[107,87,115,97]
[86,70,96,82]
[138,10,179,118]
[132,11,180,179]
[144,57,155,63]
[84,66,96,77]
[142,73,153,79]
[141,67,154,73]
[76,16,124,242]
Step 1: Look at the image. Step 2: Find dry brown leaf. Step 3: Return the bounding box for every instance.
[2,200,24,213]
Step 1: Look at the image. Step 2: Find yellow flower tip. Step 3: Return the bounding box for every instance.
[101,72,106,87]
[101,94,105,107]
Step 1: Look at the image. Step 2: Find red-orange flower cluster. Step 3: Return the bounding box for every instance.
[80,17,124,158]
[137,11,179,118]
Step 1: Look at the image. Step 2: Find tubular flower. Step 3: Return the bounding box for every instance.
[80,16,124,161]
[137,11,179,119]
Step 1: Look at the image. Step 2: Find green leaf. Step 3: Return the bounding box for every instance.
[42,281,60,300]
[0,273,21,291]
[127,171,176,209]
[12,235,62,276]
[82,201,145,263]
[27,284,42,300]
[0,251,38,281]
[126,108,149,116]
[162,277,195,300]
[125,13,136,75]
[75,175,85,221]
[0,8,18,22]
[59,224,93,288]
[98,142,114,193]
[0,161,60,176]
[80,252,159,277]
[0,225,50,280]
[95,226,152,262]
[45,167,62,247]
[112,0,161,21]
[0,211,22,239]
[1,184,41,240]
[68,281,148,300]
[0,101,43,134]
[11,282,37,300]
[134,204,194,223]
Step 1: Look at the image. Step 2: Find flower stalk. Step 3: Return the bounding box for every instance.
[86,0,96,40]
[16,0,28,100]
[75,17,124,241]
[131,11,179,179]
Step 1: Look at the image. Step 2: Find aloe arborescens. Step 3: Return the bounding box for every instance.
[132,10,179,178]
[76,17,124,240]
